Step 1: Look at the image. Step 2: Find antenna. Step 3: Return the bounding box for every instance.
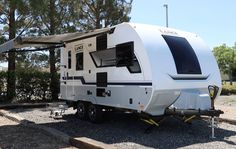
[163,4,169,27]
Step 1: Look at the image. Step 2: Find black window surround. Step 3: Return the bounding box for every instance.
[68,51,71,69]
[116,41,134,67]
[96,72,107,87]
[76,52,83,70]
[96,34,107,51]
[90,41,141,73]
[162,35,202,74]
[90,48,116,68]
[127,57,142,73]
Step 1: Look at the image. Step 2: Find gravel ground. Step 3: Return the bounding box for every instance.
[0,116,75,149]
[8,107,236,149]
[216,95,236,120]
[216,95,236,107]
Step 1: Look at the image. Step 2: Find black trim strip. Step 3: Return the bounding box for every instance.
[65,32,109,43]
[170,76,209,80]
[168,74,209,80]
[172,78,207,80]
[108,82,152,86]
[62,76,152,86]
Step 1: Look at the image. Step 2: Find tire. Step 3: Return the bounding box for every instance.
[76,101,88,120]
[88,104,103,123]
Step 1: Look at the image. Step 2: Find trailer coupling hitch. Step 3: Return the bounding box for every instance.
[49,104,68,119]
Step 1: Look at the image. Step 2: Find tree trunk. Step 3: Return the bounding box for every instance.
[7,3,16,102]
[49,49,59,101]
[95,1,101,29]
[96,18,101,29]
[229,71,233,85]
[49,0,59,101]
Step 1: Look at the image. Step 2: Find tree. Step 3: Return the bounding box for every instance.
[28,0,79,101]
[29,0,78,35]
[16,52,49,70]
[28,0,133,100]
[213,43,236,85]
[0,0,30,102]
[232,43,236,82]
[78,0,133,30]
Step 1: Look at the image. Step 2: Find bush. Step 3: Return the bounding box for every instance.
[221,84,236,95]
[0,71,7,101]
[0,69,59,103]
[16,70,51,102]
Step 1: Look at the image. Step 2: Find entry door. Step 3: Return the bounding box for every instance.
[65,49,75,100]
[60,48,71,99]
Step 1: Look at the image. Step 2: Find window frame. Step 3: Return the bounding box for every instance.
[89,41,142,73]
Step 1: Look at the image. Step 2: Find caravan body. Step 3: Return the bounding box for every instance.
[59,23,221,116]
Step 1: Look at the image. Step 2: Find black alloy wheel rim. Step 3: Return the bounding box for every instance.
[77,103,85,118]
[88,105,97,121]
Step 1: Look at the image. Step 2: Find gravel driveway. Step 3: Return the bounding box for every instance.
[8,107,236,149]
[0,116,75,149]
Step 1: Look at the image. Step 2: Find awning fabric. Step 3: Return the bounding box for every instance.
[0,27,110,53]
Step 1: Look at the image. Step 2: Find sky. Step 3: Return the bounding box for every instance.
[1,0,235,67]
[130,0,236,49]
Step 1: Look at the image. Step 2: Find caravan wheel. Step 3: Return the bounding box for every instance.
[88,104,103,123]
[76,101,88,120]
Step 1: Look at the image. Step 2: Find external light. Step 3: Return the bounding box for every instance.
[58,93,62,99]
[208,85,219,110]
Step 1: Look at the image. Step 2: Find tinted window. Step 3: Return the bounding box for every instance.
[127,56,141,73]
[90,48,116,67]
[90,41,141,73]
[116,42,134,67]
[96,34,107,51]
[68,51,71,69]
[76,52,83,70]
[96,72,107,87]
[162,35,201,74]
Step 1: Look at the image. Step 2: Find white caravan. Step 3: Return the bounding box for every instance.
[0,23,223,123]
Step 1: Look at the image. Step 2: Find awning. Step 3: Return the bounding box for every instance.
[0,27,110,53]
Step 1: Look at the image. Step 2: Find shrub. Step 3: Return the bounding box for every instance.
[0,69,59,103]
[16,70,51,102]
[0,71,7,101]
[221,84,236,95]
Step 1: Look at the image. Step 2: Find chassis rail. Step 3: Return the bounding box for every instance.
[164,108,224,117]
